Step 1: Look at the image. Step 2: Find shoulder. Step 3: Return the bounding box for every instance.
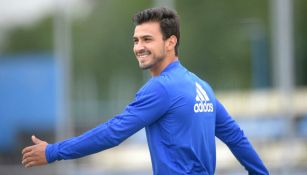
[136,77,168,98]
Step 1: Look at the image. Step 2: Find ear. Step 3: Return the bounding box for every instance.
[166,35,177,52]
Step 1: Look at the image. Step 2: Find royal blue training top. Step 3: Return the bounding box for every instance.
[46,60,269,175]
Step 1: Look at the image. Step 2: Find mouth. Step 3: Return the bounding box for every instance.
[136,50,151,59]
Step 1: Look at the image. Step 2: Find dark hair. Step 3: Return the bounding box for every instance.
[133,7,180,56]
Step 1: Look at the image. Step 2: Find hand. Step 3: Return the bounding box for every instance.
[22,135,48,168]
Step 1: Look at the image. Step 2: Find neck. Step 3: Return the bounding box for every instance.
[150,55,178,76]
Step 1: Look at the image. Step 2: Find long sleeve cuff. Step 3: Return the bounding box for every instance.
[45,143,61,163]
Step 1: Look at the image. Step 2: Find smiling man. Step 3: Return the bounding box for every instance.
[22,7,269,175]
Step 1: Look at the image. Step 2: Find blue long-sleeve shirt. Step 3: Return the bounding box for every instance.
[46,60,269,175]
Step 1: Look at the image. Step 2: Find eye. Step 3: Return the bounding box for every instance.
[144,37,152,42]
[133,38,138,44]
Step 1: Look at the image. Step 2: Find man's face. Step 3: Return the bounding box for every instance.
[133,22,167,70]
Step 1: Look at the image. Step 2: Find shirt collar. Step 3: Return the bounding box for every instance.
[160,59,181,75]
[160,59,181,74]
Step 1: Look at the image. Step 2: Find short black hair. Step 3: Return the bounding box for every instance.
[133,7,180,56]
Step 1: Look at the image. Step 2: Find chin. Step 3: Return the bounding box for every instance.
[139,63,152,70]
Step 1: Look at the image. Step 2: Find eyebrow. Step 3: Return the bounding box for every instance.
[133,35,153,40]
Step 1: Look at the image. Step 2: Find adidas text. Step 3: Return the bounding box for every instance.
[194,102,213,113]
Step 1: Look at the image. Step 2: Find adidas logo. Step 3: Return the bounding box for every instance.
[194,82,214,113]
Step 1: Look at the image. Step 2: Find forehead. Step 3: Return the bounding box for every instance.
[133,21,162,38]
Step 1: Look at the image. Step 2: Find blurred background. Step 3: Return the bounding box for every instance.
[0,0,306,174]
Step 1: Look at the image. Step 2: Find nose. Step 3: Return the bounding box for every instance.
[134,42,145,53]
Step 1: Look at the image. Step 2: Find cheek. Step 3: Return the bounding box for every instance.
[133,46,137,53]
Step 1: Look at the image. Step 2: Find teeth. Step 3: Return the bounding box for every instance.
[137,53,150,58]
[139,54,148,58]
[137,51,150,57]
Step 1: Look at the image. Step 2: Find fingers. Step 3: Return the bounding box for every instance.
[22,155,43,168]
[22,150,34,160]
[24,160,38,168]
[22,156,35,166]
[22,135,43,154]
[32,135,43,145]
[25,161,35,168]
[21,147,36,167]
[22,145,35,155]
[21,147,45,168]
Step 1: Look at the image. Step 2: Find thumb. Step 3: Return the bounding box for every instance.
[32,135,43,145]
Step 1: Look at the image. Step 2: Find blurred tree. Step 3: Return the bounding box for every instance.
[71,0,153,126]
[2,0,307,105]
[294,0,307,86]
[177,0,270,90]
[2,17,53,53]
[72,0,152,101]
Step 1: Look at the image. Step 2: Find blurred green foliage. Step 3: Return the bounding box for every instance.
[3,17,53,53]
[177,0,269,89]
[294,0,307,86]
[2,0,307,118]
[72,0,151,101]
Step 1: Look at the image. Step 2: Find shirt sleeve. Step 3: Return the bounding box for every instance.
[46,80,170,163]
[215,99,269,175]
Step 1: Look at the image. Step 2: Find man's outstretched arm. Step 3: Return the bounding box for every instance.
[21,80,169,168]
[215,99,269,175]
[21,111,146,168]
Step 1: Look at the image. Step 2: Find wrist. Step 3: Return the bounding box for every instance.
[45,143,60,163]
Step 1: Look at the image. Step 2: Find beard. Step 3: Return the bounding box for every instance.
[139,56,164,70]
[136,49,166,70]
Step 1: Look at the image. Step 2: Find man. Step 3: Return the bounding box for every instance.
[22,7,269,175]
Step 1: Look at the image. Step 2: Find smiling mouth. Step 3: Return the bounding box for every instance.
[138,54,149,59]
[136,50,151,58]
